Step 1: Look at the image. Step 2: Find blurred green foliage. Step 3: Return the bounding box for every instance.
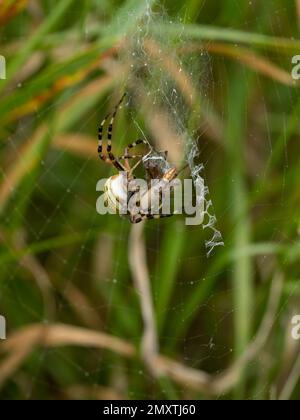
[0,0,300,400]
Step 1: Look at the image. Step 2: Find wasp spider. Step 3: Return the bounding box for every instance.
[98,93,179,223]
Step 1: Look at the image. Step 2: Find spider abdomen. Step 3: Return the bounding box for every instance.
[104,174,128,214]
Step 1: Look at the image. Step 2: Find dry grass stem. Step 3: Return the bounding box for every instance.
[0,269,283,395]
[279,353,300,400]
[184,42,297,87]
[0,324,135,388]
[62,283,103,330]
[128,222,159,374]
[127,215,284,395]
[53,134,96,159]
[297,0,300,25]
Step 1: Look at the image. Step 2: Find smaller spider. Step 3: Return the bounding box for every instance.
[98,93,179,224]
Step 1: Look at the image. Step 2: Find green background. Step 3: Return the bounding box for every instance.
[0,0,300,400]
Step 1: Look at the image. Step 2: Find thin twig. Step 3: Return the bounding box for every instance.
[0,323,135,388]
[128,222,159,374]
[0,271,282,397]
[65,384,124,400]
[127,216,283,394]
[62,283,103,330]
[153,272,283,395]
[279,353,300,400]
[0,229,283,395]
[210,271,283,395]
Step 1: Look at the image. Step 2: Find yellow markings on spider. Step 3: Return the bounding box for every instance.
[98,94,179,224]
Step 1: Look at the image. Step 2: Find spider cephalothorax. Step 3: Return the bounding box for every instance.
[98,93,178,223]
[142,149,173,180]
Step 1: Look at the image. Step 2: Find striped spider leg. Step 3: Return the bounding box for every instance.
[98,93,150,177]
[99,94,153,218]
[117,139,152,176]
[98,92,128,171]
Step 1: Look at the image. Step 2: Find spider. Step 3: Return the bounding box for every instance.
[98,93,179,224]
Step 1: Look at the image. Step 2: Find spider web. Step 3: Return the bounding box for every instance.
[0,0,297,401]
[116,3,224,256]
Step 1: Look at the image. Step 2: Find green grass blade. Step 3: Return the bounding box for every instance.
[0,0,77,93]
[158,22,300,52]
[226,69,253,398]
[154,221,185,335]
